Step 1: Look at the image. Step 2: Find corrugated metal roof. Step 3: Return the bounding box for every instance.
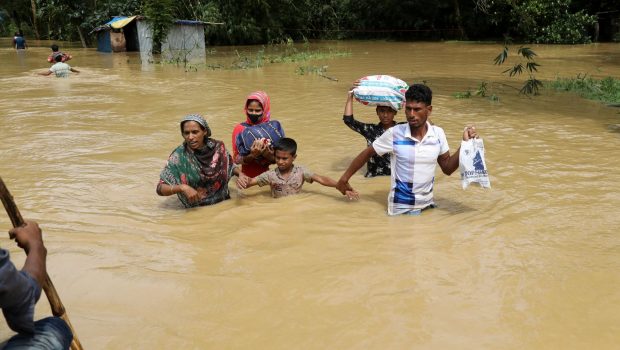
[105,16,129,25]
[109,16,137,29]
[174,20,206,26]
[91,16,221,33]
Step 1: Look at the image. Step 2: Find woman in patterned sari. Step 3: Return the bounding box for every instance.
[157,114,241,208]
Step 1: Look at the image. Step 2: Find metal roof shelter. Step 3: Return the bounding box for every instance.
[91,16,208,63]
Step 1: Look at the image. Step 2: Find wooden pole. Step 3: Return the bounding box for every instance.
[0,177,84,350]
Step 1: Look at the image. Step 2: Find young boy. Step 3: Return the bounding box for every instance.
[237,137,358,199]
[342,90,400,177]
[47,44,72,63]
[39,54,79,78]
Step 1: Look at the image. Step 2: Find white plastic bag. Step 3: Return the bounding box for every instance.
[459,138,491,189]
[353,75,409,111]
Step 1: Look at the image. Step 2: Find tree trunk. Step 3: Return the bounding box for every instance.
[11,10,22,34]
[76,25,87,48]
[30,0,40,39]
[453,0,467,40]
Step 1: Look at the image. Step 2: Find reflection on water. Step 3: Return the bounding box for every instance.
[0,40,619,349]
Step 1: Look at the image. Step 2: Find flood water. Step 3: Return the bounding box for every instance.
[1,40,619,349]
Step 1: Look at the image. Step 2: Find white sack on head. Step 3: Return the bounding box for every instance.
[353,75,408,111]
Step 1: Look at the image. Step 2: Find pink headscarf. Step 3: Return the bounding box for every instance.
[243,91,271,125]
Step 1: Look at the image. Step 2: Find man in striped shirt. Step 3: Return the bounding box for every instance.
[336,84,478,215]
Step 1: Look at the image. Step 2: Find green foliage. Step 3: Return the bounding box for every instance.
[500,47,539,78]
[163,42,348,72]
[520,78,544,95]
[494,41,543,96]
[476,0,597,44]
[265,43,350,64]
[230,48,265,69]
[229,43,349,70]
[513,0,596,44]
[295,65,338,81]
[82,0,141,43]
[455,43,543,101]
[475,81,488,97]
[453,81,497,101]
[549,74,620,105]
[453,90,473,99]
[142,0,175,54]
[36,0,95,41]
[0,0,613,45]
[0,0,30,35]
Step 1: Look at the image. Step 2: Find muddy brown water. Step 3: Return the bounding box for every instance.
[1,40,619,349]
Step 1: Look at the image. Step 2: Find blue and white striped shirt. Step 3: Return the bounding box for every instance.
[372,122,449,215]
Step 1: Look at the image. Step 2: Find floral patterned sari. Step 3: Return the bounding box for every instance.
[159,138,234,208]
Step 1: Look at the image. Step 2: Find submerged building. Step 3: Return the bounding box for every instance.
[91,16,209,62]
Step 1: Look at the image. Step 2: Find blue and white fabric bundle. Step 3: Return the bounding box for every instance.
[235,120,285,156]
[353,75,409,111]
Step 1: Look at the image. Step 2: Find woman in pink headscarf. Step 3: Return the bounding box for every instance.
[232,91,280,177]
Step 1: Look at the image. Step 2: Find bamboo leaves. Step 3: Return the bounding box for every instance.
[494,42,543,96]
[493,46,508,65]
[518,47,537,60]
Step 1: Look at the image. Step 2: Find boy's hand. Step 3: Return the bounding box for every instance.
[345,189,359,201]
[348,80,361,93]
[336,178,353,195]
[236,173,250,189]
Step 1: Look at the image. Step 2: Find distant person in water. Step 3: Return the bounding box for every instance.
[237,137,358,199]
[39,54,79,78]
[13,32,27,50]
[47,44,72,63]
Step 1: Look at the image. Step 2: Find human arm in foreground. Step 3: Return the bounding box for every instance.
[312,173,359,200]
[336,146,377,195]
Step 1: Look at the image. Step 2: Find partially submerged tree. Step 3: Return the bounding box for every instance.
[142,0,175,54]
[494,40,542,95]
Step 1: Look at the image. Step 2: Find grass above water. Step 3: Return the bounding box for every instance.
[548,75,620,105]
[230,45,350,70]
[162,41,351,72]
[452,75,620,107]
